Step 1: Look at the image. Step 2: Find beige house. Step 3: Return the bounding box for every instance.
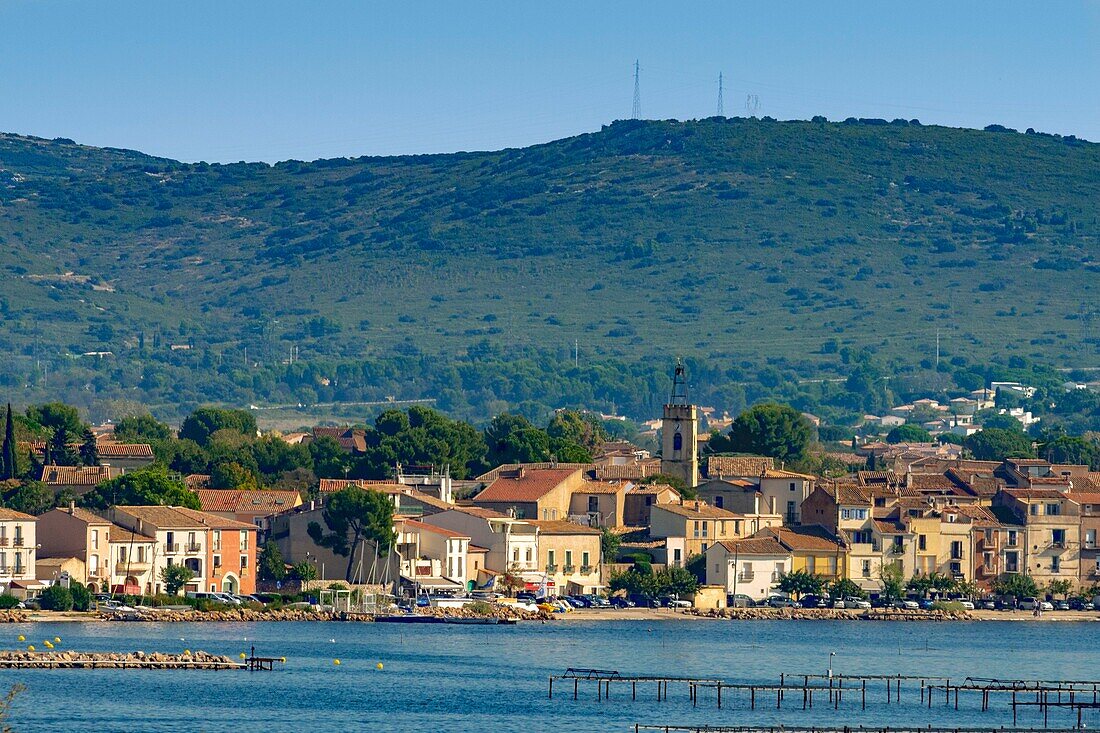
[396,519,471,593]
[37,505,157,594]
[622,483,681,526]
[421,506,541,587]
[39,464,124,497]
[0,509,37,590]
[528,520,603,594]
[704,536,790,601]
[992,488,1080,588]
[650,501,781,560]
[568,481,630,528]
[472,466,586,520]
[95,442,156,470]
[759,469,816,524]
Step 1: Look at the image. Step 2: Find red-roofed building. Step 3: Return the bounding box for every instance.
[195,490,303,527]
[472,466,587,521]
[396,519,472,592]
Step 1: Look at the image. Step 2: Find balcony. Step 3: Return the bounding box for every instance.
[12,538,24,547]
[115,561,152,574]
[889,544,905,555]
[185,543,202,554]
[545,564,558,572]
[580,565,593,574]
[738,573,755,582]
[0,538,8,547]
[563,564,575,573]
[165,543,180,554]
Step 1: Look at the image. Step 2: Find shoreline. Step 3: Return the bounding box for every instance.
[5,608,1099,623]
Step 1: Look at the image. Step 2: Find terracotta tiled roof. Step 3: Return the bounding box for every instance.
[40,465,121,486]
[114,505,256,530]
[763,468,816,480]
[475,462,594,483]
[706,455,774,478]
[318,479,405,494]
[447,505,510,520]
[757,525,844,552]
[96,443,154,458]
[474,467,581,504]
[195,490,301,515]
[0,508,35,521]
[398,491,453,512]
[652,502,742,520]
[1068,492,1100,505]
[109,524,157,542]
[184,474,211,489]
[526,519,601,535]
[573,480,631,495]
[47,506,110,525]
[873,519,908,535]
[467,545,489,554]
[821,484,873,505]
[716,537,789,555]
[401,519,470,539]
[593,462,661,481]
[906,474,960,492]
[627,483,681,498]
[1003,488,1074,501]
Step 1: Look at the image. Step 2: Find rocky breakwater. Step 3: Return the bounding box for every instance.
[416,604,549,621]
[0,610,29,623]
[0,649,241,669]
[101,607,344,622]
[689,607,970,621]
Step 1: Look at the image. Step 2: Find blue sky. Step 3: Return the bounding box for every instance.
[1,1,1097,162]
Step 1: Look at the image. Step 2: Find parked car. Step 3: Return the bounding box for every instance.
[845,597,871,609]
[797,595,827,608]
[1055,601,1070,611]
[979,598,996,610]
[609,596,634,608]
[959,600,975,610]
[668,599,692,608]
[1068,597,1088,611]
[586,595,611,608]
[1039,601,1054,612]
[1019,597,1038,611]
[919,599,936,610]
[567,595,591,608]
[767,596,796,608]
[728,594,755,608]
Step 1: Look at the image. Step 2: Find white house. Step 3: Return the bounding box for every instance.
[420,506,540,586]
[704,536,790,601]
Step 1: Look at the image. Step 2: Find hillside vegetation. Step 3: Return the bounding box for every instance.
[0,117,1096,423]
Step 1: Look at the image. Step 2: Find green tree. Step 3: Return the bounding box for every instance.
[69,581,92,611]
[484,413,537,466]
[907,571,956,598]
[0,405,15,481]
[179,407,257,447]
[308,436,348,478]
[210,461,262,490]
[25,402,84,436]
[306,486,396,582]
[79,427,99,466]
[981,412,1025,432]
[659,565,700,597]
[80,465,200,510]
[546,409,607,452]
[964,428,1036,461]
[726,403,812,464]
[259,540,287,581]
[879,562,905,601]
[113,414,173,443]
[1046,578,1073,599]
[47,426,78,466]
[993,573,1039,599]
[38,583,74,611]
[886,424,933,444]
[775,569,824,599]
[2,481,55,515]
[829,578,868,599]
[160,564,195,595]
[600,527,622,563]
[292,560,318,583]
[1041,435,1099,470]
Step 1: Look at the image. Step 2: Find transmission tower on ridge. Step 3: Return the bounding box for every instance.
[632,60,641,119]
[717,72,724,116]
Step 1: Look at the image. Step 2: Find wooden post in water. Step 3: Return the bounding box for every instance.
[751,687,756,709]
[862,679,867,710]
[717,682,722,709]
[632,680,636,700]
[548,676,553,699]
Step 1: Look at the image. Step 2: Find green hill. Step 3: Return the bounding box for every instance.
[0,117,1097,422]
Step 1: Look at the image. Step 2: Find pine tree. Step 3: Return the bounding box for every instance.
[1,405,15,480]
[79,427,99,467]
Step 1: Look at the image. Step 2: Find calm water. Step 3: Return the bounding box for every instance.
[1,619,1098,731]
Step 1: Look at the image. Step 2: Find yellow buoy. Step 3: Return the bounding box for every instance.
[26,645,34,652]
[376,662,383,670]
[333,659,341,666]
[53,637,61,643]
[16,635,24,642]
[280,657,286,663]
[183,649,191,655]
[43,641,53,649]
[239,653,246,659]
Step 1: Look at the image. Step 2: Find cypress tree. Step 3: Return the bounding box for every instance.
[79,427,99,467]
[1,404,15,480]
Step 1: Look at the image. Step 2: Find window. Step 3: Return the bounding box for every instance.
[213,555,221,568]
[861,560,872,578]
[582,551,590,568]
[512,548,519,563]
[949,561,961,575]
[525,548,532,564]
[564,551,573,569]
[701,522,709,538]
[693,521,701,539]
[984,529,993,543]
[645,496,653,506]
[547,550,556,567]
[1047,503,1061,517]
[240,530,248,550]
[1052,529,1066,547]
[1007,531,1018,547]
[91,530,99,550]
[673,548,682,566]
[786,501,797,522]
[89,555,98,573]
[918,535,927,551]
[1005,551,1019,573]
[841,508,868,520]
[118,547,127,563]
[714,496,723,509]
[1051,556,1061,573]
[950,541,963,560]
[852,530,871,544]
[1087,529,1097,549]
[826,556,837,576]
[673,432,682,452]
[240,555,248,570]
[588,496,599,513]
[806,556,816,574]
[1030,504,1039,516]
[212,530,221,551]
[789,482,796,492]
[983,551,993,568]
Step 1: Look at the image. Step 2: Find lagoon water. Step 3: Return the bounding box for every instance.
[1,619,1097,731]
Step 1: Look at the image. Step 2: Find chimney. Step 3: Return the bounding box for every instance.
[68,501,75,515]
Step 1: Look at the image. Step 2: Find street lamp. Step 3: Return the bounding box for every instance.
[828,651,835,679]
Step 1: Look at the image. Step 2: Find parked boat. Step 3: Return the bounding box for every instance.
[373,614,445,624]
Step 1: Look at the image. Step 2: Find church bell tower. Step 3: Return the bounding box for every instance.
[660,360,698,489]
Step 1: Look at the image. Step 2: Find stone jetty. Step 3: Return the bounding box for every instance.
[0,649,242,669]
[100,604,548,623]
[687,607,970,621]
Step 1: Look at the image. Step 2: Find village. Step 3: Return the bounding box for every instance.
[0,364,1094,621]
